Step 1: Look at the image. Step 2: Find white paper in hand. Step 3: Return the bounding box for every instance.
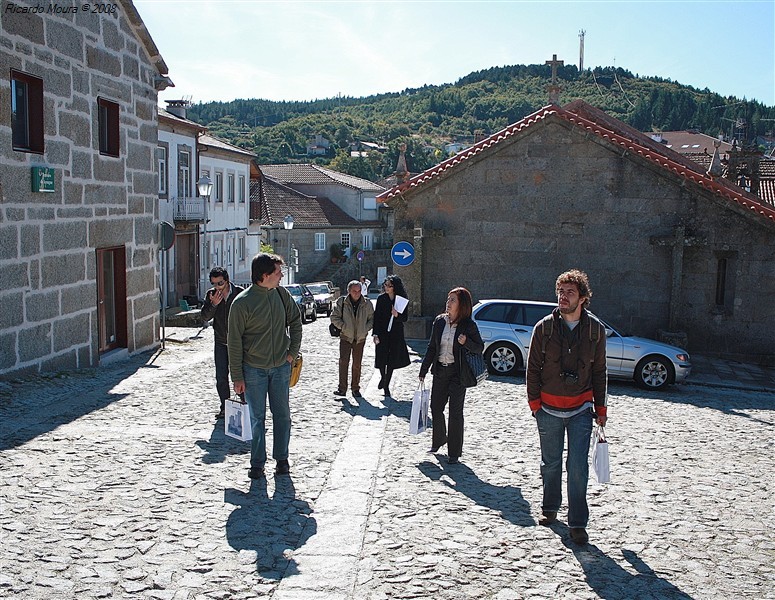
[388,295,409,332]
[393,295,408,313]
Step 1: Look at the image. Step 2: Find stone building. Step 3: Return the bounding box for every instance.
[0,0,171,375]
[378,100,775,364]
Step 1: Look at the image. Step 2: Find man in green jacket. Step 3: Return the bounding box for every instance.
[331,280,375,398]
[228,253,302,479]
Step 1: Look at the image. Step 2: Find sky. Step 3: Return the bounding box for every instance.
[135,1,775,108]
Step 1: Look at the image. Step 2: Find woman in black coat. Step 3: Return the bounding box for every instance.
[419,287,484,464]
[372,275,411,398]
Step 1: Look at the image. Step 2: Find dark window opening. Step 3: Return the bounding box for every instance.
[11,69,44,153]
[715,258,727,306]
[98,97,120,157]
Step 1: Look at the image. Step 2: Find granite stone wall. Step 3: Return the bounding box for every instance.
[392,118,775,363]
[0,0,161,375]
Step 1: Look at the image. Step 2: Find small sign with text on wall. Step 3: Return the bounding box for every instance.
[31,167,55,193]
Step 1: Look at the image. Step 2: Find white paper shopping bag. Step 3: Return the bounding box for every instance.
[409,383,430,435]
[591,425,610,483]
[225,398,252,442]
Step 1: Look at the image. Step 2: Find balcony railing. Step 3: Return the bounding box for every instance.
[172,197,205,221]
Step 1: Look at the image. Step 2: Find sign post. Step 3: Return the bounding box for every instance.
[159,221,175,349]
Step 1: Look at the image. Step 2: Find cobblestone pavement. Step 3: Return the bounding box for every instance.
[1,317,773,599]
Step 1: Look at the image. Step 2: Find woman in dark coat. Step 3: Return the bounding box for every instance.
[419,287,484,464]
[372,275,411,398]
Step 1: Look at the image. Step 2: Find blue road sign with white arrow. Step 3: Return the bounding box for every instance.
[391,241,415,266]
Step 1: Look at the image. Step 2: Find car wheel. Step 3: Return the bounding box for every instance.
[635,355,672,390]
[301,311,309,324]
[484,342,521,376]
[326,307,332,317]
[310,309,317,322]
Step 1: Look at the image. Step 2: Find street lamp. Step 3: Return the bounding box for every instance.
[283,214,294,284]
[197,175,213,296]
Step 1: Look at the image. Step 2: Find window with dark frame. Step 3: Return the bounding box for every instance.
[98,97,119,157]
[11,69,44,153]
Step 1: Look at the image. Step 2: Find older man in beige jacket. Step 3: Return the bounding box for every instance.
[331,280,374,398]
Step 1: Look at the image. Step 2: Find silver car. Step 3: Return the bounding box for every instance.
[304,281,335,316]
[472,299,691,390]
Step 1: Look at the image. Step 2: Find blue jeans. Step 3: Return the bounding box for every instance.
[243,362,291,469]
[536,408,594,528]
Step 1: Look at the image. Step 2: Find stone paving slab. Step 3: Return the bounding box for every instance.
[1,320,774,599]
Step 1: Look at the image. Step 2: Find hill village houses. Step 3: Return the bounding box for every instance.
[1,0,773,377]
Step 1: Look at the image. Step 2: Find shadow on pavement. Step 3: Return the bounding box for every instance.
[0,350,157,452]
[195,421,251,463]
[547,522,694,599]
[661,390,774,426]
[418,460,535,527]
[224,476,316,581]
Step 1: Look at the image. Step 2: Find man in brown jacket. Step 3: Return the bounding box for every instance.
[526,269,607,545]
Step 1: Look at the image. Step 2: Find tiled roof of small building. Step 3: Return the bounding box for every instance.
[199,134,255,158]
[158,107,205,132]
[250,177,380,228]
[647,130,732,155]
[259,163,385,192]
[377,101,775,224]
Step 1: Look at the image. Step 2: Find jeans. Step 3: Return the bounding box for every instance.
[430,364,466,458]
[535,408,594,528]
[243,362,291,469]
[338,337,365,393]
[214,343,231,403]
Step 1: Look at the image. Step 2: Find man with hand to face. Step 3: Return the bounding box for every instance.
[526,269,607,546]
[200,267,244,420]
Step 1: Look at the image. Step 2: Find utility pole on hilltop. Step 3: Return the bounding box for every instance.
[579,30,585,71]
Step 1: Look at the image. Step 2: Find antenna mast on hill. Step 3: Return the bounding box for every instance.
[579,30,585,71]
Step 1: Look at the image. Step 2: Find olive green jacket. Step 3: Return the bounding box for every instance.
[227,284,302,382]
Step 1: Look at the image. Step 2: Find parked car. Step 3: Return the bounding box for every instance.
[472,299,691,390]
[284,284,317,324]
[322,280,341,300]
[304,281,335,316]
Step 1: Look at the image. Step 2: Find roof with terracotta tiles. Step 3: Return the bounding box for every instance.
[198,134,255,159]
[250,177,380,228]
[647,130,732,155]
[158,107,206,132]
[377,101,775,224]
[258,163,385,193]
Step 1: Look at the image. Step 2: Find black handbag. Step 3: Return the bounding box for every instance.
[329,322,341,337]
[459,346,487,388]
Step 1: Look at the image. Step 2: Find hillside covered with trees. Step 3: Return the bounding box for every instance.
[185,63,775,182]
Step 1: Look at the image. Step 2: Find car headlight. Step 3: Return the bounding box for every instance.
[676,353,690,362]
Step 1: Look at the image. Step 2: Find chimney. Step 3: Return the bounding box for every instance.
[165,99,190,119]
